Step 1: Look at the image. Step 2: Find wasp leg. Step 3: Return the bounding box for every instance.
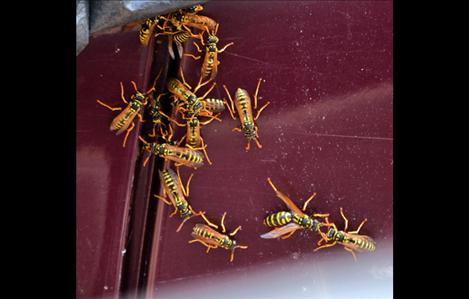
[224,99,237,120]
[189,239,218,251]
[222,84,236,115]
[348,218,368,234]
[253,78,262,109]
[254,101,270,121]
[122,122,135,148]
[196,82,216,100]
[245,141,252,152]
[218,42,234,53]
[302,192,317,212]
[193,41,203,53]
[130,81,140,94]
[199,212,219,229]
[254,137,263,149]
[153,194,172,205]
[96,100,123,111]
[199,113,221,125]
[232,127,242,132]
[280,230,296,239]
[160,110,185,127]
[176,217,191,232]
[314,241,337,252]
[177,166,194,197]
[179,66,192,90]
[339,207,349,232]
[137,113,145,123]
[142,154,152,167]
[220,212,228,233]
[344,247,358,262]
[184,53,201,60]
[229,225,242,237]
[195,138,212,165]
[119,82,129,104]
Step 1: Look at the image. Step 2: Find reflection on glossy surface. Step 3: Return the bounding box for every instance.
[153,240,392,299]
[147,0,392,295]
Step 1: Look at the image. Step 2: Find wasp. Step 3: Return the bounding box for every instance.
[166,72,216,119]
[96,81,155,147]
[186,24,234,87]
[154,22,204,60]
[165,10,217,33]
[169,114,220,165]
[139,130,205,168]
[223,79,271,151]
[189,212,248,262]
[139,16,167,46]
[314,207,376,261]
[260,178,330,240]
[154,167,205,232]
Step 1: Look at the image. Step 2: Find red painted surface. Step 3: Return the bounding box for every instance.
[77,1,392,298]
[147,0,393,289]
[76,32,152,299]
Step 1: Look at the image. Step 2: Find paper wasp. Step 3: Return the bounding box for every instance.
[139,133,204,169]
[154,168,205,232]
[189,212,248,262]
[154,22,204,60]
[166,70,216,119]
[165,10,217,32]
[260,178,329,240]
[314,207,376,261]
[96,81,155,147]
[185,24,234,87]
[223,79,270,151]
[138,16,166,46]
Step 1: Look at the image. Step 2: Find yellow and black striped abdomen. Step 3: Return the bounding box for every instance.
[263,211,292,227]
[174,31,190,44]
[352,236,376,252]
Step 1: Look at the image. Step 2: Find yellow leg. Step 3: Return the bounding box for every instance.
[232,127,242,132]
[302,192,317,212]
[198,138,213,165]
[130,81,139,93]
[197,82,216,100]
[314,241,337,252]
[222,84,236,113]
[189,239,218,251]
[176,217,191,232]
[122,122,135,148]
[348,218,368,234]
[199,212,219,229]
[245,141,251,152]
[254,101,270,121]
[120,82,128,104]
[224,99,237,120]
[280,230,296,239]
[229,225,242,237]
[153,194,172,205]
[339,207,349,232]
[253,78,262,109]
[160,110,185,127]
[184,53,201,60]
[220,212,227,233]
[179,66,192,90]
[96,100,122,111]
[193,41,203,53]
[254,137,262,149]
[218,42,234,53]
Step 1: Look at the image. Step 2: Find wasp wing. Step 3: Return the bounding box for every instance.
[111,105,138,135]
[272,188,305,216]
[191,224,226,247]
[260,222,301,239]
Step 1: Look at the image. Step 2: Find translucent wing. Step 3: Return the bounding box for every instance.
[260,222,301,239]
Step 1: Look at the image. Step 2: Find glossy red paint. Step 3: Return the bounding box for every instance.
[77,1,392,298]
[77,31,153,299]
[146,0,392,290]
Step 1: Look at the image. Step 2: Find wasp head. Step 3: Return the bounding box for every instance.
[185,4,203,13]
[134,92,145,102]
[242,122,257,140]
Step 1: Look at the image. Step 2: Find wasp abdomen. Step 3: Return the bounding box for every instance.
[264,211,292,227]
